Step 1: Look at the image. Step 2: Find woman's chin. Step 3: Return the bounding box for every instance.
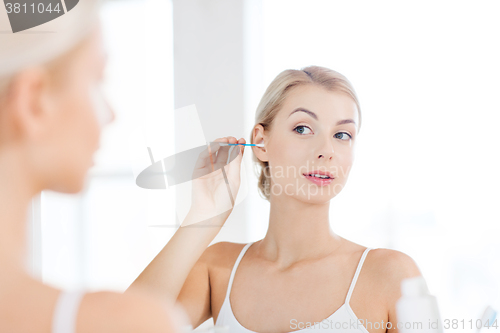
[297,188,342,204]
[300,195,334,205]
[48,182,82,194]
[50,170,90,194]
[63,178,87,193]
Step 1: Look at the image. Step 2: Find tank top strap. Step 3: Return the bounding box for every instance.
[52,289,86,333]
[345,247,372,304]
[225,242,254,300]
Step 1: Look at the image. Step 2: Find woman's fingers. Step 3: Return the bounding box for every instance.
[212,137,245,145]
[238,138,246,154]
[206,137,229,161]
[210,136,247,156]
[225,137,245,178]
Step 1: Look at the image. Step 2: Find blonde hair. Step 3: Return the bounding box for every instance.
[250,65,362,201]
[0,30,92,108]
[0,0,100,108]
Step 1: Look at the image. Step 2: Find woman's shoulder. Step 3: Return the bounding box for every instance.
[342,239,421,276]
[363,247,423,302]
[366,247,422,278]
[363,247,425,324]
[78,290,186,333]
[207,240,248,252]
[203,241,249,267]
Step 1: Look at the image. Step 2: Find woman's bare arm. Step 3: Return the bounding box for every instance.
[374,249,422,332]
[79,290,189,333]
[125,210,224,302]
[125,136,246,328]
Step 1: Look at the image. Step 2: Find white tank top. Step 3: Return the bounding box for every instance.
[52,289,86,333]
[215,242,373,332]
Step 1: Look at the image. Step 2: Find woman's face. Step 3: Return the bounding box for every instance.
[40,25,114,193]
[255,84,359,204]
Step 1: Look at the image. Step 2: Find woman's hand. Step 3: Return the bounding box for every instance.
[128,136,246,311]
[183,136,246,226]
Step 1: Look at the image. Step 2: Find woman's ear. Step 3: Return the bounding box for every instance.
[5,67,54,143]
[252,124,268,162]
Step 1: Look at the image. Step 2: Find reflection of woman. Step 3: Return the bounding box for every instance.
[129,66,424,332]
[0,2,186,332]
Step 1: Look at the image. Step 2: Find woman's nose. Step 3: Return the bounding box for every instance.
[100,95,116,126]
[317,138,335,159]
[90,85,116,127]
[107,100,116,124]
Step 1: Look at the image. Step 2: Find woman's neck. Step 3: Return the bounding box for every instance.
[0,148,38,272]
[258,193,343,270]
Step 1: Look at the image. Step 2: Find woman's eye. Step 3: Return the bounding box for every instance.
[293,125,312,135]
[335,132,352,140]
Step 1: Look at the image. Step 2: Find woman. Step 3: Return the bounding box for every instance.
[0,1,187,332]
[128,66,424,332]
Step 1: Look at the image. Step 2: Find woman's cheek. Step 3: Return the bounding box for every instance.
[339,153,355,180]
[84,86,102,148]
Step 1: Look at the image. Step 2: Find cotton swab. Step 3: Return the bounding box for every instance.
[215,142,264,147]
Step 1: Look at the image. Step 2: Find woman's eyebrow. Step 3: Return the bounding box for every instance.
[288,107,356,126]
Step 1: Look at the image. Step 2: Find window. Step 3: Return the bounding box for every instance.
[38,0,175,293]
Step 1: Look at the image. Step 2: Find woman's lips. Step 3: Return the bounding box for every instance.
[303,173,334,186]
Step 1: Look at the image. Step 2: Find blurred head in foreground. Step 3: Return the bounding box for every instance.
[0,0,115,195]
